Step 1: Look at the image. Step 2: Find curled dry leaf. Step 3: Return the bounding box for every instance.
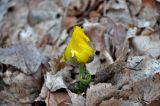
[112,24,128,59]
[67,0,90,16]
[99,99,121,106]
[62,16,77,30]
[45,90,71,106]
[100,49,114,65]
[45,73,67,92]
[129,36,160,58]
[86,83,117,106]
[28,0,63,46]
[67,90,85,106]
[101,17,128,60]
[103,0,132,25]
[45,66,72,91]
[133,0,158,27]
[129,0,142,16]
[99,99,142,106]
[35,84,48,102]
[83,22,106,51]
[127,56,147,70]
[86,55,101,75]
[127,56,160,82]
[94,61,126,84]
[131,78,160,105]
[0,43,42,75]
[83,17,128,60]
[0,0,29,45]
[28,0,62,26]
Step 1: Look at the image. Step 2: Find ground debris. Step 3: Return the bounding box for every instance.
[0,0,160,106]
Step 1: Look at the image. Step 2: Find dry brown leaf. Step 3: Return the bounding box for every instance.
[131,78,160,105]
[83,22,106,51]
[28,0,62,26]
[100,49,114,65]
[67,90,85,106]
[0,43,42,75]
[129,0,142,16]
[0,68,42,105]
[0,0,29,45]
[35,84,48,102]
[86,83,117,106]
[89,11,101,18]
[101,17,128,60]
[103,0,132,25]
[45,66,72,91]
[45,73,67,91]
[133,0,158,27]
[83,17,128,60]
[86,55,101,75]
[100,99,143,106]
[126,56,160,82]
[45,90,71,106]
[99,99,121,106]
[62,16,77,30]
[27,0,63,47]
[94,61,126,84]
[67,0,91,16]
[130,36,160,58]
[127,56,147,70]
[112,24,128,59]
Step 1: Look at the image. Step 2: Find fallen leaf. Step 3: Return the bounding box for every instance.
[67,90,85,106]
[28,0,62,26]
[131,78,160,105]
[101,17,128,60]
[45,66,72,91]
[62,16,77,30]
[129,0,142,16]
[0,43,42,75]
[67,0,90,16]
[100,99,143,106]
[86,83,117,106]
[45,90,71,106]
[99,99,121,106]
[130,36,160,58]
[86,55,101,75]
[103,0,132,25]
[0,0,29,45]
[133,0,158,27]
[83,22,106,51]
[89,11,101,18]
[35,84,48,102]
[94,61,126,84]
[0,68,42,105]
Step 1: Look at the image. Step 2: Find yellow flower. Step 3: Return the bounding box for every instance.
[64,26,94,64]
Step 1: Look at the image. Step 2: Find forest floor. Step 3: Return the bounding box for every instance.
[0,0,160,106]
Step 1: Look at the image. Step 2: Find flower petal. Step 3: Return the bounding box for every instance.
[64,26,94,64]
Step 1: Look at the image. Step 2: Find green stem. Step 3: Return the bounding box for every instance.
[79,64,91,86]
[79,64,85,78]
[69,64,92,94]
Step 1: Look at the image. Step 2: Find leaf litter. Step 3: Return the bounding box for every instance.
[0,0,160,106]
